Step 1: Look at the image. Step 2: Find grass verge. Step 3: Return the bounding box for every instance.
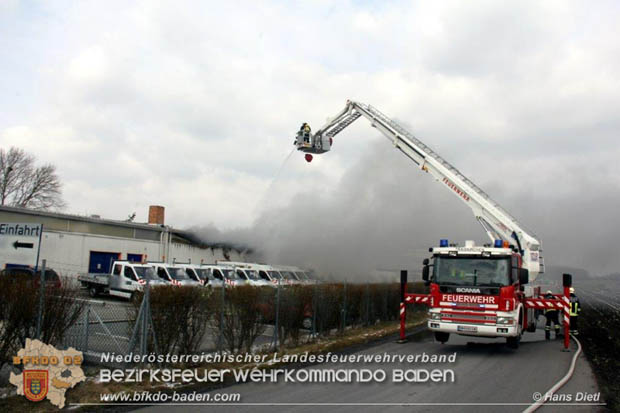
[578,304,619,412]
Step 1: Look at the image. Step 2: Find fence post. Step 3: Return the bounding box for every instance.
[218,285,225,354]
[341,279,347,332]
[273,279,281,349]
[36,259,46,339]
[83,305,90,353]
[141,279,150,355]
[365,282,370,326]
[146,290,159,355]
[398,270,408,343]
[312,281,318,337]
[384,285,388,321]
[128,295,146,354]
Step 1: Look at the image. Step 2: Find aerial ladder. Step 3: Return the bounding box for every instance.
[294,100,573,350]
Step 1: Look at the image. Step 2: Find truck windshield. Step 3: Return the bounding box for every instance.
[167,267,189,280]
[433,257,511,287]
[134,266,158,280]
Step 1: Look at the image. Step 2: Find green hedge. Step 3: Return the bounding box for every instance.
[132,282,428,354]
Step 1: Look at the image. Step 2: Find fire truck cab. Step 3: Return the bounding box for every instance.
[424,239,534,348]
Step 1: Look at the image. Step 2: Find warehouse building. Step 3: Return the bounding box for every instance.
[0,205,248,277]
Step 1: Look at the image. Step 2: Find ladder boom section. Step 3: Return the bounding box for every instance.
[295,100,543,278]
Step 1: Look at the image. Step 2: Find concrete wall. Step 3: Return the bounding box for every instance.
[39,230,160,277]
[23,230,244,280]
[0,208,247,281]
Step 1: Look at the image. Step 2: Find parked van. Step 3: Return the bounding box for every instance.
[233,265,272,286]
[200,264,245,286]
[247,263,281,286]
[274,266,308,285]
[148,262,200,286]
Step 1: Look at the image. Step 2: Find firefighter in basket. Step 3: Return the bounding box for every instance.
[299,122,311,144]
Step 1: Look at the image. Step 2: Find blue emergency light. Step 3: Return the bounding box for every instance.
[494,239,503,248]
[440,239,449,247]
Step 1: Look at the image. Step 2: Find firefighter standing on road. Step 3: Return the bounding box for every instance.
[544,290,560,340]
[569,287,581,335]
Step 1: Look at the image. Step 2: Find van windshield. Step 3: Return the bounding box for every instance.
[294,271,308,280]
[243,269,259,280]
[184,268,199,281]
[196,268,216,280]
[167,267,189,280]
[280,271,296,280]
[134,266,158,280]
[305,271,318,280]
[221,269,239,280]
[268,271,282,280]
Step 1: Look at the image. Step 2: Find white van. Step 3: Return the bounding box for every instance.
[148,262,201,286]
[276,265,314,285]
[231,264,272,286]
[200,264,245,287]
[170,263,224,288]
[231,263,282,286]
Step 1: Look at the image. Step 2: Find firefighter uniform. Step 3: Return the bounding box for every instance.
[569,288,581,335]
[300,123,311,144]
[544,291,560,340]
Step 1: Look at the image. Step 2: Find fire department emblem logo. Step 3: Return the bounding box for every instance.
[23,370,48,402]
[10,339,85,409]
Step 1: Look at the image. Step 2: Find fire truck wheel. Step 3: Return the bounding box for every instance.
[434,332,450,343]
[302,317,312,330]
[506,335,520,349]
[89,286,98,298]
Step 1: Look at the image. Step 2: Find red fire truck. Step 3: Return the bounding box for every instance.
[294,100,573,350]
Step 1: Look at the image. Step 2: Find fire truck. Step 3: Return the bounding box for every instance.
[294,100,573,350]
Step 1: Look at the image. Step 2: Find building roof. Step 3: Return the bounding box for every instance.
[0,205,162,231]
[0,205,250,252]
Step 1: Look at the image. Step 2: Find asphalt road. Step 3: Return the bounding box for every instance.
[135,326,601,413]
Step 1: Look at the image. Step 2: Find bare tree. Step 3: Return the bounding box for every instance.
[0,147,65,210]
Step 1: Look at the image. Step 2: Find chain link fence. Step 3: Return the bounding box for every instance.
[0,260,85,371]
[1,264,427,371]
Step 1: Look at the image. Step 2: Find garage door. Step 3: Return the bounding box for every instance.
[127,253,143,263]
[88,251,120,274]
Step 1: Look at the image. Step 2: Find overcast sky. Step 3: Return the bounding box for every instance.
[1,1,619,276]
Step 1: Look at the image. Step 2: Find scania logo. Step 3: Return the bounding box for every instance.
[456,287,481,293]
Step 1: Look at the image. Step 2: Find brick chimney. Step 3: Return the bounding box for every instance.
[148,205,165,225]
